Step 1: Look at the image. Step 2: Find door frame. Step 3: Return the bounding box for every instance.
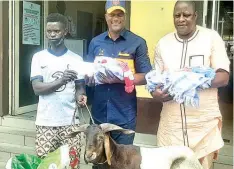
[202,0,208,27]
[9,1,48,115]
[202,0,220,31]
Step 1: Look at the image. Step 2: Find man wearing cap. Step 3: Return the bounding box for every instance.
[86,0,152,147]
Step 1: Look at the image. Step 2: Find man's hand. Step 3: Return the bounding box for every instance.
[151,85,174,102]
[60,70,78,85]
[76,95,87,108]
[85,75,95,87]
[98,70,123,84]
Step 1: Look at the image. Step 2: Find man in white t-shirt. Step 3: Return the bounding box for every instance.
[30,13,87,169]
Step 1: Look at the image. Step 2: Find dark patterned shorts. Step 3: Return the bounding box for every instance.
[36,124,82,168]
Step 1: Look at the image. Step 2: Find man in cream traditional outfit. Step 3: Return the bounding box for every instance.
[152,1,230,169]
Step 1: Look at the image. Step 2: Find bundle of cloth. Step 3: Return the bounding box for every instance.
[146,67,216,107]
[94,56,135,93]
[71,57,135,93]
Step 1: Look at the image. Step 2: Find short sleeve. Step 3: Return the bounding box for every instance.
[30,53,43,81]
[211,31,230,72]
[154,43,164,73]
[135,39,152,73]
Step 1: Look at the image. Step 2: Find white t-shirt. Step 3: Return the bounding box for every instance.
[30,49,83,126]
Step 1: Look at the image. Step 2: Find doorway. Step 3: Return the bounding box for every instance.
[9,1,48,115]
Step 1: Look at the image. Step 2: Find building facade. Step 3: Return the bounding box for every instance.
[0,1,233,168]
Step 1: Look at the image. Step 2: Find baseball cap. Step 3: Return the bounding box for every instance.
[105,0,126,14]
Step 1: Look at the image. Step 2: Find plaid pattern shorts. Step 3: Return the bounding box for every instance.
[36,124,82,168]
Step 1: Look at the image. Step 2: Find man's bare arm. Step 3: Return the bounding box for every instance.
[133,73,147,85]
[211,69,229,88]
[32,78,65,95]
[31,69,77,95]
[75,80,87,107]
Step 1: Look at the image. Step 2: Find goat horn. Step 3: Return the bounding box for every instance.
[65,124,89,138]
[100,123,135,134]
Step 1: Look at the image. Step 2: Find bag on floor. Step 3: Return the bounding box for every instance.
[5,153,41,169]
[37,144,71,169]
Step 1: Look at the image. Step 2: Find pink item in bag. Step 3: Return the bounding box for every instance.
[118,61,135,93]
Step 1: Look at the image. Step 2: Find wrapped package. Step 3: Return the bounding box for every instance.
[68,56,135,93]
[94,56,135,93]
[146,66,216,107]
[68,61,95,80]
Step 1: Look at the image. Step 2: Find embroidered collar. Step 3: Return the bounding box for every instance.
[174,25,200,43]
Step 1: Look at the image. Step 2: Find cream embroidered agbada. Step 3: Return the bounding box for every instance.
[154,26,230,169]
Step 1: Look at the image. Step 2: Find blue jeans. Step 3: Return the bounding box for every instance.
[109,121,136,145]
[92,118,136,144]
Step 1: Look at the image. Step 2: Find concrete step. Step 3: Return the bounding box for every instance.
[1,116,36,130]
[134,133,156,146]
[219,145,233,157]
[0,142,35,155]
[216,154,233,166]
[0,126,35,137]
[0,126,36,147]
[213,163,233,169]
[0,161,6,169]
[0,151,11,163]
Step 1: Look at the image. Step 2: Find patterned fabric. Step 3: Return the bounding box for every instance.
[36,124,82,169]
[146,67,216,107]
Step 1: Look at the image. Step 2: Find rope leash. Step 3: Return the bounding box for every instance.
[69,102,95,169]
[84,103,95,124]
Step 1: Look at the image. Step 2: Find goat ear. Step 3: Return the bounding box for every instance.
[104,133,112,165]
[65,124,89,138]
[100,123,135,134]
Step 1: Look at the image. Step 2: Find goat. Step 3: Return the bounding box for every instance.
[66,123,203,169]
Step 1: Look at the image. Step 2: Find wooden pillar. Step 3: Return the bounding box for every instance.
[0,1,9,116]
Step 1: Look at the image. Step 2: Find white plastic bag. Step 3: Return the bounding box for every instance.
[37,145,70,169]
